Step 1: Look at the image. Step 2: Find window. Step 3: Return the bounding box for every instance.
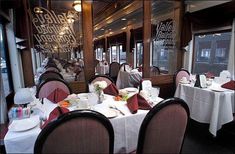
[95,47,103,61]
[193,31,231,76]
[152,40,170,73]
[119,45,126,64]
[111,45,117,62]
[0,24,13,96]
[136,42,143,67]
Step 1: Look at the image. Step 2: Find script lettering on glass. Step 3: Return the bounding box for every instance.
[32,7,78,53]
[155,18,176,50]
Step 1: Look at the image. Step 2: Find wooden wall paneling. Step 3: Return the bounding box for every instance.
[143,0,151,78]
[16,0,34,87]
[176,1,184,70]
[68,81,87,93]
[126,26,131,64]
[82,0,95,82]
[150,75,174,99]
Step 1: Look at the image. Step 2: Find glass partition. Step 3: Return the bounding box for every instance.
[93,0,143,74]
[29,1,85,82]
[151,0,181,75]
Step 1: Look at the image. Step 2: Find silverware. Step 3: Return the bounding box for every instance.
[110,106,125,116]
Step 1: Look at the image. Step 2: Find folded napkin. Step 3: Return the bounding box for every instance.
[41,106,69,129]
[127,94,152,114]
[103,83,119,96]
[47,88,69,103]
[138,67,143,72]
[221,80,235,90]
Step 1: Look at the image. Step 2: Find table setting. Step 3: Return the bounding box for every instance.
[4,80,163,153]
[175,74,235,136]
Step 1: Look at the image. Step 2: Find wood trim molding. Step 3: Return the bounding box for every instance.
[151,74,174,85]
[143,0,151,78]
[82,1,95,82]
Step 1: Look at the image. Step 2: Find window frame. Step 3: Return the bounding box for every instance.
[0,22,14,96]
[135,41,143,67]
[192,29,232,75]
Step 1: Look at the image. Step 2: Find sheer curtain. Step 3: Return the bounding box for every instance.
[0,73,8,124]
[228,18,235,80]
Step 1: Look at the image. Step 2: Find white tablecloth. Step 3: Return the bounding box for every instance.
[174,83,235,136]
[4,95,163,153]
[96,64,109,75]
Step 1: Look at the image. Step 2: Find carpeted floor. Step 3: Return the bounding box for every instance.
[182,119,235,154]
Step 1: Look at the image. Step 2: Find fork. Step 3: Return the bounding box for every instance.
[109,105,125,116]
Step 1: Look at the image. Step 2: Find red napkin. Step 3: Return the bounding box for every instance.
[138,66,143,72]
[47,88,69,103]
[41,107,69,129]
[103,83,119,96]
[221,80,235,90]
[127,94,152,114]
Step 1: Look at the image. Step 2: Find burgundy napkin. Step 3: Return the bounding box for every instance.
[127,94,152,114]
[221,80,235,90]
[41,107,69,129]
[103,83,119,96]
[47,88,69,103]
[138,66,143,72]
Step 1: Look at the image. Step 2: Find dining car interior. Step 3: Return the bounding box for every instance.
[0,0,235,153]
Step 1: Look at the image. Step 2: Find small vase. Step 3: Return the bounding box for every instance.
[97,91,104,104]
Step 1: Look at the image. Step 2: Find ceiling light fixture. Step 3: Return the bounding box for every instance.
[34,7,43,14]
[73,0,82,12]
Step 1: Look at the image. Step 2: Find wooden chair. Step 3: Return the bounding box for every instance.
[89,75,114,86]
[38,71,64,86]
[150,66,160,76]
[137,97,189,154]
[173,68,190,89]
[45,67,60,73]
[34,110,114,154]
[120,63,130,72]
[109,62,120,83]
[36,78,71,103]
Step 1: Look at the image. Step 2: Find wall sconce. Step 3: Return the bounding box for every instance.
[73,0,82,12]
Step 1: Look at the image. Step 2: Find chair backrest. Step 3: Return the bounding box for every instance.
[45,63,58,69]
[36,78,71,101]
[137,97,189,154]
[109,62,120,78]
[45,67,60,73]
[150,66,160,76]
[88,75,114,86]
[173,68,190,88]
[38,71,64,85]
[120,63,130,72]
[34,110,114,154]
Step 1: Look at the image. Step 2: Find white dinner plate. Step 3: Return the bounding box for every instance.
[101,109,118,118]
[77,93,88,99]
[209,86,227,92]
[124,87,138,92]
[8,116,40,132]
